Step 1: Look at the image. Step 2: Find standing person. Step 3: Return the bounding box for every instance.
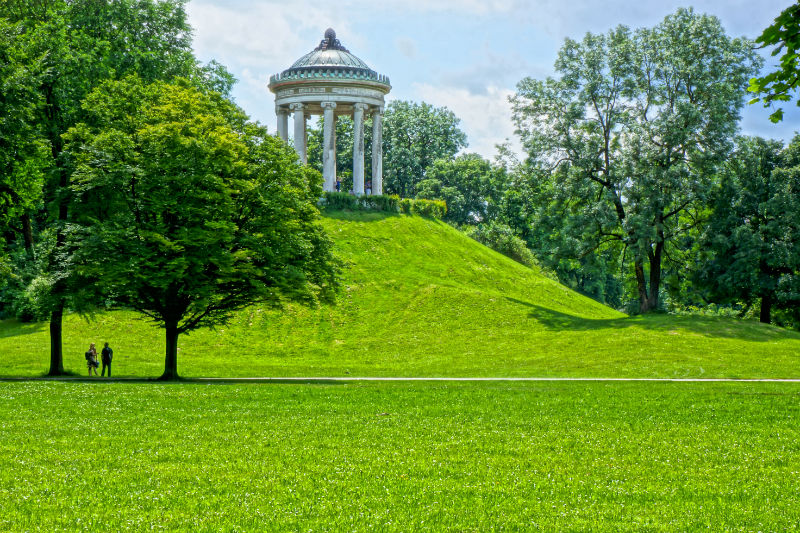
[101,342,113,377]
[86,343,99,376]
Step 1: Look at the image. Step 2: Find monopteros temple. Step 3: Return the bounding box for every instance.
[268,28,391,195]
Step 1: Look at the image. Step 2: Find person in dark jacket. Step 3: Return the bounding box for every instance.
[101,342,113,377]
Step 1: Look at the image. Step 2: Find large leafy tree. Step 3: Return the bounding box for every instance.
[698,136,800,324]
[748,3,800,122]
[415,153,506,226]
[1,0,233,374]
[382,101,467,197]
[511,8,760,312]
[497,162,628,307]
[66,77,338,379]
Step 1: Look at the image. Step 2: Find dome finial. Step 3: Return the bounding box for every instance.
[315,28,348,52]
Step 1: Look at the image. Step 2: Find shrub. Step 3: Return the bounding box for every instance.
[320,192,360,211]
[397,197,413,214]
[410,199,447,219]
[320,193,445,219]
[465,223,550,273]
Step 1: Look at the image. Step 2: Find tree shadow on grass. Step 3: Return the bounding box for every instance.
[506,297,800,342]
[0,319,47,339]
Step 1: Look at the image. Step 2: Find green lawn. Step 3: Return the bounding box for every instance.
[1,211,799,378]
[3,212,797,531]
[1,380,799,531]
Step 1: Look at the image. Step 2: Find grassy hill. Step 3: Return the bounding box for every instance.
[1,211,799,377]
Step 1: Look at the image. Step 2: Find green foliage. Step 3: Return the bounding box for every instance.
[0,0,238,373]
[2,381,800,530]
[415,153,506,225]
[198,59,237,97]
[407,198,446,218]
[0,230,60,322]
[320,192,446,218]
[64,76,338,378]
[397,197,413,214]
[698,135,800,325]
[321,192,398,212]
[511,8,761,313]
[748,3,800,122]
[464,222,546,272]
[0,18,48,257]
[382,101,467,197]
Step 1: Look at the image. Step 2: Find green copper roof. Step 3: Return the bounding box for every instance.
[291,48,371,69]
[269,29,390,89]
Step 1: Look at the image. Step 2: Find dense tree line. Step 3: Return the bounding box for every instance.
[0,1,336,378]
[501,8,799,325]
[306,8,800,328]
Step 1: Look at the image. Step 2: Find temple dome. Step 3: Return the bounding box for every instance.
[290,29,371,69]
[290,48,372,70]
[269,29,390,88]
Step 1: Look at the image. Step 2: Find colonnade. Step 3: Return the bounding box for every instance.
[276,103,384,195]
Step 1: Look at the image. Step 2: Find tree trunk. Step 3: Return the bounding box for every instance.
[159,321,180,380]
[21,213,34,257]
[634,259,649,312]
[47,304,65,376]
[46,84,68,377]
[46,226,67,376]
[646,241,663,312]
[760,292,773,324]
[634,241,664,314]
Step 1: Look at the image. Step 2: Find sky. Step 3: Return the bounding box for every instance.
[186,0,798,159]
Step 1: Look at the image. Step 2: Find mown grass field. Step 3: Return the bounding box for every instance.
[1,212,799,378]
[2,212,799,530]
[1,380,799,531]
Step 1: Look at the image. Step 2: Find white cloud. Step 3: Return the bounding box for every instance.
[186,0,794,160]
[186,1,361,70]
[410,83,522,160]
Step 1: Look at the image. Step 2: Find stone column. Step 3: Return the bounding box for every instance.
[276,107,289,142]
[371,108,383,196]
[352,103,367,195]
[290,103,306,164]
[321,102,337,192]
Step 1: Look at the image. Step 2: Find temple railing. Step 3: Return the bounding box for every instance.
[270,69,391,86]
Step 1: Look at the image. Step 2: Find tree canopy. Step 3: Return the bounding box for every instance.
[698,135,800,325]
[0,0,236,374]
[382,101,467,197]
[415,154,506,226]
[511,8,761,312]
[66,77,338,379]
[748,3,800,123]
[0,18,47,258]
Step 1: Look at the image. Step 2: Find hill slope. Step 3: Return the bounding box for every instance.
[1,211,799,377]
